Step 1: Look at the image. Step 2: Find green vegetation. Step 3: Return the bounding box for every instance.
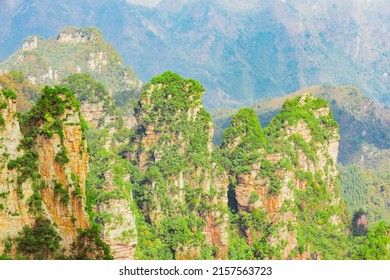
[132,72,226,259]
[8,86,81,211]
[265,94,338,146]
[16,219,62,259]
[62,73,110,105]
[20,85,80,138]
[55,146,70,166]
[339,164,390,226]
[2,88,17,100]
[3,81,115,260]
[216,94,354,259]
[351,221,390,260]
[71,225,113,260]
[219,108,265,174]
[8,70,25,83]
[53,181,70,204]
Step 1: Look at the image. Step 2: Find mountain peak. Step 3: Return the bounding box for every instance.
[56,26,103,44]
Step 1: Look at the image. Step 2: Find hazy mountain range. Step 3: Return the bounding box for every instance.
[1,0,390,108]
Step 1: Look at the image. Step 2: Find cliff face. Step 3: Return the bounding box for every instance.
[34,100,90,248]
[61,73,138,259]
[0,86,90,255]
[0,88,34,249]
[130,72,229,259]
[222,94,347,259]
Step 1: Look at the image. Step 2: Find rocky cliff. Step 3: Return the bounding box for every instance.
[0,85,91,257]
[221,94,348,259]
[129,72,229,259]
[61,73,138,259]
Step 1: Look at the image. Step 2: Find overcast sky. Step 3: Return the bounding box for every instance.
[125,0,162,7]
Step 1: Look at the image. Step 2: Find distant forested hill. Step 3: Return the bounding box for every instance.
[1,0,390,107]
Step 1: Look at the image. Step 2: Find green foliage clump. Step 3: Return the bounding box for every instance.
[222,108,265,150]
[16,219,62,259]
[0,237,13,259]
[351,221,390,260]
[19,86,80,139]
[260,159,282,195]
[2,88,17,100]
[227,210,277,260]
[219,108,265,174]
[27,182,44,215]
[139,71,205,124]
[131,72,227,259]
[61,73,109,104]
[70,225,113,260]
[7,150,39,185]
[55,146,70,166]
[53,181,70,205]
[8,70,25,83]
[265,94,338,145]
[293,179,349,259]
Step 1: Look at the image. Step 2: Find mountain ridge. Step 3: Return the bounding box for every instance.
[1,1,389,107]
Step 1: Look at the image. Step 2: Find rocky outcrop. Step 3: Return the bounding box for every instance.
[0,87,90,254]
[57,28,97,43]
[1,71,349,260]
[223,93,346,259]
[61,73,138,260]
[130,72,229,259]
[22,36,42,51]
[0,89,34,253]
[35,106,90,248]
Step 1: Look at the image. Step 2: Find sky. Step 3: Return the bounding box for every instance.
[125,0,162,7]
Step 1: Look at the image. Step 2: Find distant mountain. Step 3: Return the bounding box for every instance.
[0,26,141,108]
[1,0,389,107]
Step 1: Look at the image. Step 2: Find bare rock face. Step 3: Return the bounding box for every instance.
[99,195,137,259]
[80,102,104,126]
[22,36,41,51]
[35,107,90,249]
[57,30,96,44]
[96,164,138,260]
